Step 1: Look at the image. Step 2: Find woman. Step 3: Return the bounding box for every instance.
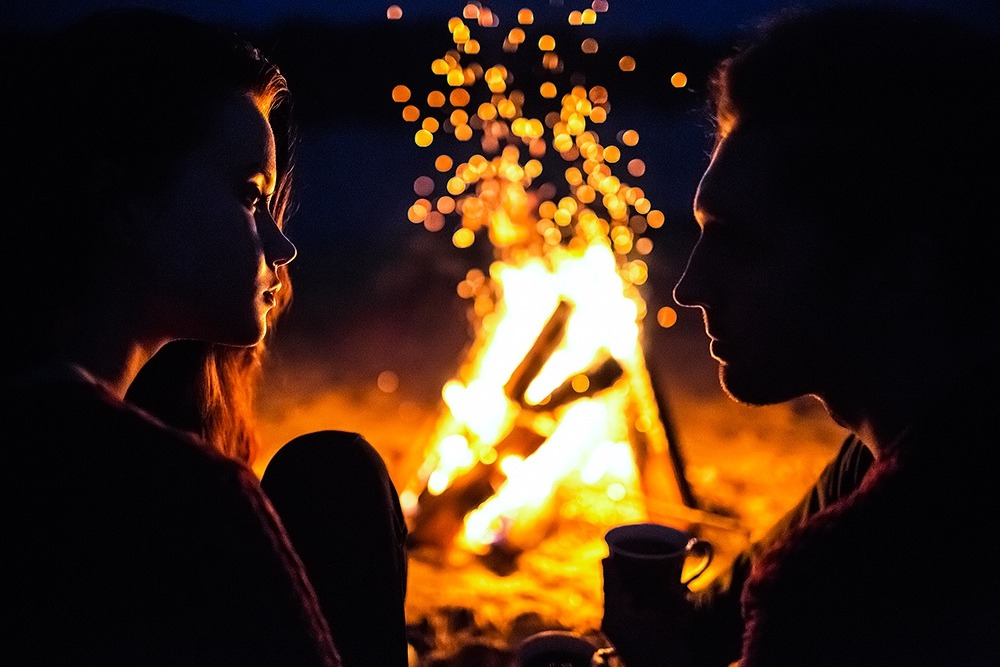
[110,13,410,667]
[2,8,340,664]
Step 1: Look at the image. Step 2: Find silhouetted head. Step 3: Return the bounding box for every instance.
[674,5,1000,407]
[7,7,297,370]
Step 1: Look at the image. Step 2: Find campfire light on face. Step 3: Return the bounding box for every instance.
[392,1,686,561]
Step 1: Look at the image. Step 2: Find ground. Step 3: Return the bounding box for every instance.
[253,232,849,664]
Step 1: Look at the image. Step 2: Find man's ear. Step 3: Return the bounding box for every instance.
[882,230,941,312]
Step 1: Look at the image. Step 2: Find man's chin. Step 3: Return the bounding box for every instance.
[718,364,802,407]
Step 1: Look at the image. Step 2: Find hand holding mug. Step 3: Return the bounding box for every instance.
[600,523,713,667]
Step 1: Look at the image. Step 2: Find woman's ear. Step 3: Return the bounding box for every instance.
[85,159,135,245]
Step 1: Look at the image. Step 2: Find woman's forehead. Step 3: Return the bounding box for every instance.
[201,93,276,180]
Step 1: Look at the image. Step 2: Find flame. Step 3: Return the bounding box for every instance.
[401,238,652,551]
[394,1,682,555]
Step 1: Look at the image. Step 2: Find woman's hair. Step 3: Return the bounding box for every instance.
[706,5,998,251]
[6,8,297,463]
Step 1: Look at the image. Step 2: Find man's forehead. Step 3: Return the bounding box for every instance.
[718,124,803,163]
[695,124,812,227]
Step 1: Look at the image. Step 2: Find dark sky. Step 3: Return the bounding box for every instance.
[4,0,997,37]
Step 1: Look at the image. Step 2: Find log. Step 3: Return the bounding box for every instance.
[503,299,574,404]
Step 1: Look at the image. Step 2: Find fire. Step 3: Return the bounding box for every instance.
[393,2,687,560]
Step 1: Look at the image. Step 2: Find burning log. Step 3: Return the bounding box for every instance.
[526,354,624,413]
[503,298,574,406]
[406,424,548,560]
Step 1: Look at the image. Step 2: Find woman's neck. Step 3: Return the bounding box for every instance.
[62,313,166,400]
[61,340,160,400]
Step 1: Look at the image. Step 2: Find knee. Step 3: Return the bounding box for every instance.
[261,430,398,514]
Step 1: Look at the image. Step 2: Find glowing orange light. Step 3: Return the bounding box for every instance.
[377,371,399,393]
[453,227,476,248]
[402,105,420,122]
[435,155,453,172]
[671,71,688,88]
[657,307,678,328]
[391,85,410,102]
[478,8,496,27]
[395,0,674,556]
[424,211,445,231]
[415,129,433,147]
[431,59,449,75]
[437,196,456,214]
[386,5,402,20]
[647,210,665,228]
[407,202,427,223]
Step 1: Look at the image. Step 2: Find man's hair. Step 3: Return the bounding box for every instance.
[708,6,998,257]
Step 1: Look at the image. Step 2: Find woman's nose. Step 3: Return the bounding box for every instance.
[258,208,297,268]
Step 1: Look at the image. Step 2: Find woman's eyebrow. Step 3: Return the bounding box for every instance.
[244,162,276,191]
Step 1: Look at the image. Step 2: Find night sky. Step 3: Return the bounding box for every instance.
[4,0,997,402]
[5,0,997,36]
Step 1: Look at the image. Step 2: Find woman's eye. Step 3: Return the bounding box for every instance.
[243,187,267,212]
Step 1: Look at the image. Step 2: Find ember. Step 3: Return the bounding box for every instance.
[391,0,701,576]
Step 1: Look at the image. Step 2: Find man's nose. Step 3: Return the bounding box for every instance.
[673,238,710,310]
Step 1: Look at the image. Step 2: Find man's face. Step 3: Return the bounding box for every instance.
[673,125,860,406]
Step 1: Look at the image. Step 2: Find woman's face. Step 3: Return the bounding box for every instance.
[133,92,296,347]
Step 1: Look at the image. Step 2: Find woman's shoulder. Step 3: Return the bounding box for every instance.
[5,366,252,493]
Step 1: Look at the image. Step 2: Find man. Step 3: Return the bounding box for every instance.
[603,6,1000,666]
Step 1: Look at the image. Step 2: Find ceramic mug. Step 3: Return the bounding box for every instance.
[604,522,713,598]
[514,630,615,667]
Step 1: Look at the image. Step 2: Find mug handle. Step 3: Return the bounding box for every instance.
[680,537,713,586]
